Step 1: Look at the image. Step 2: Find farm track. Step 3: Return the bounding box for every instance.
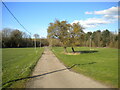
[26,47,109,88]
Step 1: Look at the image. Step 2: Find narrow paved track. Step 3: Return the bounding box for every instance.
[26,47,109,88]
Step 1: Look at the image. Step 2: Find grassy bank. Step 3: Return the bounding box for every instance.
[52,47,118,87]
[2,47,44,88]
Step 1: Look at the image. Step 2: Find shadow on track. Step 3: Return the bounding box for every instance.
[2,62,97,86]
[72,51,98,54]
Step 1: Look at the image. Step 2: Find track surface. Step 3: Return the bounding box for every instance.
[26,47,109,88]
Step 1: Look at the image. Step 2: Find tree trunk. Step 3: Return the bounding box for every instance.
[71,47,75,53]
[64,47,67,53]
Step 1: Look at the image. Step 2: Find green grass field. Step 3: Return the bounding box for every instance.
[52,47,118,87]
[2,47,44,88]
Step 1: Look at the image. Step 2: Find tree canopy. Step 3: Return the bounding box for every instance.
[47,20,84,52]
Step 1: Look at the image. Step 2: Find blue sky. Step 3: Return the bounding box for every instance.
[2,2,118,38]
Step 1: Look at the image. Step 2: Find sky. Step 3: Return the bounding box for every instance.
[2,2,119,38]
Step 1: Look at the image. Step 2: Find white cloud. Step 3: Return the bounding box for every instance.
[85,6,119,19]
[72,18,111,28]
[85,11,93,14]
[94,6,118,15]
[85,6,119,15]
[103,15,119,19]
[72,6,118,30]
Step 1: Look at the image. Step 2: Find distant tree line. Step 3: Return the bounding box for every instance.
[47,20,119,52]
[84,30,118,48]
[1,28,49,48]
[1,25,119,50]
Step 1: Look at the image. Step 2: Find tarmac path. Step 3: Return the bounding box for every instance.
[26,47,109,88]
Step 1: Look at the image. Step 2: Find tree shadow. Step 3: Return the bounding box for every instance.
[2,62,97,86]
[72,50,98,54]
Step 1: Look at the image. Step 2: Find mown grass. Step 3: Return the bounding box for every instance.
[2,47,44,88]
[52,47,118,88]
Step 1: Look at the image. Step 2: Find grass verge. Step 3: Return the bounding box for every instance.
[2,47,44,88]
[52,47,118,88]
